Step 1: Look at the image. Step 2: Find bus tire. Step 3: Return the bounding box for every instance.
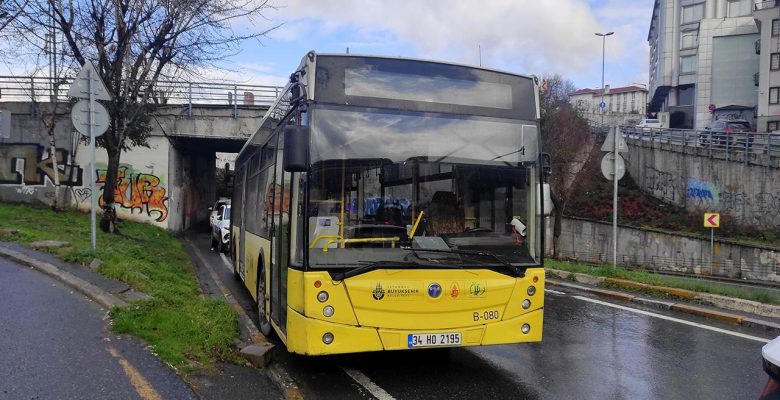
[257,264,273,337]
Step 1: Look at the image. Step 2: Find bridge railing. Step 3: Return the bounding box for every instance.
[0,75,284,117]
[620,125,780,168]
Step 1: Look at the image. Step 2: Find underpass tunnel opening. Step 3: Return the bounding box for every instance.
[170,137,243,232]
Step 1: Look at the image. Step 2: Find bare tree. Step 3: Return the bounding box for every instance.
[7,0,278,232]
[540,74,602,256]
[0,0,28,33]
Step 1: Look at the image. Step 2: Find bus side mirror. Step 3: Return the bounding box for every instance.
[283,125,309,172]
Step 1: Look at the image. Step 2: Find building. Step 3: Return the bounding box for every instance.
[648,0,759,129]
[569,85,649,127]
[754,1,780,132]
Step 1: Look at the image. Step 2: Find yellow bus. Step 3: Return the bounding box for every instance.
[231,52,548,355]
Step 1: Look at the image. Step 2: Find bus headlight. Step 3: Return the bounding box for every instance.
[317,291,329,303]
[527,286,536,296]
[521,324,531,334]
[323,305,334,317]
[522,299,531,309]
[322,332,334,344]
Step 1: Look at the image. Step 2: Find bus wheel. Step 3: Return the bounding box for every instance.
[257,271,273,337]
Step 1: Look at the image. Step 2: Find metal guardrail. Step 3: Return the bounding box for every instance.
[620,125,780,168]
[0,76,284,117]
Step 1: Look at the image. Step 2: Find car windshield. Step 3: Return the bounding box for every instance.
[223,207,231,220]
[305,105,541,271]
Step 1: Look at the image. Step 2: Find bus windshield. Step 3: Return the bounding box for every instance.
[306,105,541,271]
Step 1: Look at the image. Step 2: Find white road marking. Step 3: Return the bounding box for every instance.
[572,295,770,343]
[343,368,396,400]
[219,253,232,271]
[545,289,566,295]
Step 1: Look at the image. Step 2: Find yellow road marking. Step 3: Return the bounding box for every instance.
[107,346,162,400]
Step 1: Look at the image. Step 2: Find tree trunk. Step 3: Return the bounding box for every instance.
[100,145,121,233]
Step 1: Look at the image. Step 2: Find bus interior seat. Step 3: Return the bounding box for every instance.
[427,191,464,236]
[309,216,340,248]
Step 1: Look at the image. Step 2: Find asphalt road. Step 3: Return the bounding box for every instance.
[0,256,196,400]
[189,232,773,400]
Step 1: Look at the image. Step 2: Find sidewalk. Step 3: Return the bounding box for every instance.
[547,268,780,335]
[0,239,286,400]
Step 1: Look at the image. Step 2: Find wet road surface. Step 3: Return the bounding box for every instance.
[0,256,196,400]
[188,233,771,400]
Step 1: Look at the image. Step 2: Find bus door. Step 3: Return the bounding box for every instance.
[237,164,248,278]
[270,157,291,334]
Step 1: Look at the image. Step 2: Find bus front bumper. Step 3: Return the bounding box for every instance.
[285,308,543,355]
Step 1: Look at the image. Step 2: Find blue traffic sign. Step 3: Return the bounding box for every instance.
[599,101,606,109]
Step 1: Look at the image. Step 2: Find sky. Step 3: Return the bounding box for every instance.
[218,0,655,91]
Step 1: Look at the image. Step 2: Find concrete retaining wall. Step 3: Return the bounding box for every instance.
[625,139,780,229]
[558,217,780,282]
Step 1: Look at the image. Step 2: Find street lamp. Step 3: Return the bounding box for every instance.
[596,31,614,126]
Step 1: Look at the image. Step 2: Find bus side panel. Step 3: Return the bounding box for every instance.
[242,231,271,301]
[287,269,304,314]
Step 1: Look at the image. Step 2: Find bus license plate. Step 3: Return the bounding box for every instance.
[407,332,462,348]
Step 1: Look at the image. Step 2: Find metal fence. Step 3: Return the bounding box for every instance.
[621,125,780,168]
[0,75,284,117]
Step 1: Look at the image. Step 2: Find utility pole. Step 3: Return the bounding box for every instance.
[596,31,614,127]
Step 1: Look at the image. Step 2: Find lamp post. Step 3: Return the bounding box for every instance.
[596,32,614,126]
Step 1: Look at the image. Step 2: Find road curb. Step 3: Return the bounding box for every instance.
[0,246,127,309]
[547,279,776,332]
[548,268,780,319]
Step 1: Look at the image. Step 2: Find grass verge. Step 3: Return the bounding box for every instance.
[0,203,239,372]
[546,259,780,305]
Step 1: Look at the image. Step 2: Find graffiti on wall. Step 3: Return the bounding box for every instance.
[96,164,169,222]
[0,143,83,187]
[720,191,780,217]
[644,167,679,203]
[686,178,719,207]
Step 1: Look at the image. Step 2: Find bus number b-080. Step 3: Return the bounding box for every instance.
[473,310,500,321]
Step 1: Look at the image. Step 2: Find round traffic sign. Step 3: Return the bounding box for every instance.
[600,152,626,181]
[599,101,606,109]
[71,100,109,138]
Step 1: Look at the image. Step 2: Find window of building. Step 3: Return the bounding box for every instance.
[768,121,780,132]
[773,20,780,36]
[726,0,750,17]
[680,55,698,74]
[678,86,695,105]
[773,53,780,71]
[681,30,699,49]
[770,87,780,104]
[682,3,705,24]
[631,93,636,112]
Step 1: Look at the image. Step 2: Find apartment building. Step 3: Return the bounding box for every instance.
[755,1,780,132]
[569,85,649,126]
[648,0,759,129]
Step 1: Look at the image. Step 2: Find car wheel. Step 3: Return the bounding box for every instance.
[257,267,273,337]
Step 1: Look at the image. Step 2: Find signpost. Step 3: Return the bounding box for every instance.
[601,126,627,268]
[704,212,720,275]
[68,62,111,252]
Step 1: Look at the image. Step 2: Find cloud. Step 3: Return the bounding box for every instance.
[268,0,652,88]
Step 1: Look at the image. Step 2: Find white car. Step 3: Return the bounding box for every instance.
[210,204,231,253]
[208,198,230,232]
[637,119,662,128]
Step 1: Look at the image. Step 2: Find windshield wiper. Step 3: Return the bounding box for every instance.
[409,248,525,277]
[332,259,458,281]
